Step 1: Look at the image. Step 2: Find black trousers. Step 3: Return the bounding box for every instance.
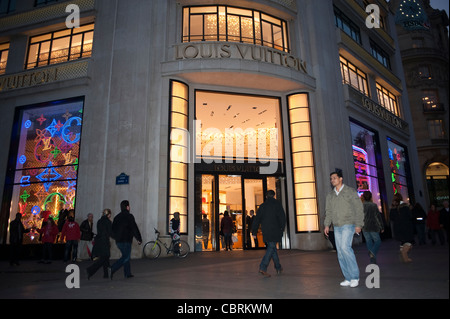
[87,256,110,278]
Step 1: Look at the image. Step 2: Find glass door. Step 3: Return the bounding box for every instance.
[243,178,265,249]
[195,174,289,251]
[196,174,216,251]
[218,175,243,249]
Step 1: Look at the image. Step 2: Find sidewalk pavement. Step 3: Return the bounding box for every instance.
[0,239,448,300]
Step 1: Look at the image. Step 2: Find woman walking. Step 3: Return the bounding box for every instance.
[390,193,414,263]
[361,191,384,264]
[221,211,233,251]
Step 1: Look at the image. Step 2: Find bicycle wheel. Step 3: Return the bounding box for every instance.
[143,241,161,259]
[174,240,190,258]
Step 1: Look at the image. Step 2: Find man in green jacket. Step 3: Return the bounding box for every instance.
[324,171,364,288]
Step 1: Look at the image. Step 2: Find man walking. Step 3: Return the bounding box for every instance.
[78,213,94,260]
[324,171,364,288]
[252,190,286,277]
[110,200,142,279]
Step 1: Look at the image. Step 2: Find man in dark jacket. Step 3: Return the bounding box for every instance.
[252,190,286,277]
[78,213,94,260]
[9,213,30,266]
[87,209,112,279]
[109,200,142,279]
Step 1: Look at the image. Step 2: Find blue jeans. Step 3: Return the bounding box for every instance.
[111,242,132,277]
[259,242,281,272]
[334,225,359,281]
[363,231,381,257]
[64,240,78,262]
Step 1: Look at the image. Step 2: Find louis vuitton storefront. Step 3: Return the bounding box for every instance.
[0,0,425,257]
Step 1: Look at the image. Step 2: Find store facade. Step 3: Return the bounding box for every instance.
[0,0,425,257]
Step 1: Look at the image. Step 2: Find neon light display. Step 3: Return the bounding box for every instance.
[9,98,83,244]
[352,145,371,197]
[350,121,384,212]
[387,138,409,201]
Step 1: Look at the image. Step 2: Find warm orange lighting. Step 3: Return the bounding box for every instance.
[168,81,189,233]
[288,94,319,232]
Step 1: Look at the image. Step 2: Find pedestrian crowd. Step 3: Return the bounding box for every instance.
[7,183,450,286]
[8,199,143,280]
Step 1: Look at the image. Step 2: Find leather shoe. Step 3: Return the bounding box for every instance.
[259,270,271,277]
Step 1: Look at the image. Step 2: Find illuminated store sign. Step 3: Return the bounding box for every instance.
[175,42,308,74]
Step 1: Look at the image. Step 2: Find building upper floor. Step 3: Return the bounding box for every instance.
[0,0,411,124]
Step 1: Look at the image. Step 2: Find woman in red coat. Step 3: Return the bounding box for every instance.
[427,204,445,245]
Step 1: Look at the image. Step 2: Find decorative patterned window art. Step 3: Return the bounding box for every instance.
[350,121,384,212]
[387,138,410,202]
[8,97,83,244]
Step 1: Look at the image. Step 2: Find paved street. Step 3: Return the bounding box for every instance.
[0,239,448,302]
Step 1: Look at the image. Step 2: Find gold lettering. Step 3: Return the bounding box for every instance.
[42,138,52,151]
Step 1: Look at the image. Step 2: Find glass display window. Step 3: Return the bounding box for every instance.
[5,97,84,244]
[350,120,385,213]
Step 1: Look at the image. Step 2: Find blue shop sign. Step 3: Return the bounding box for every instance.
[395,0,430,31]
[116,173,129,185]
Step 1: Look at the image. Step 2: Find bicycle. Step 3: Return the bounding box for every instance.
[143,228,190,259]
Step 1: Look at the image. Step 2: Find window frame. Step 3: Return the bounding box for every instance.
[25,23,94,70]
[0,0,15,14]
[376,82,400,117]
[35,0,59,6]
[2,96,85,245]
[287,93,319,233]
[182,5,290,53]
[0,42,9,75]
[334,5,362,44]
[339,56,369,97]
[167,80,189,235]
[427,119,445,139]
[370,39,391,69]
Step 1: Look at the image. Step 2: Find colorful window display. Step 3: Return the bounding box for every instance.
[387,138,410,202]
[350,121,384,212]
[7,97,83,244]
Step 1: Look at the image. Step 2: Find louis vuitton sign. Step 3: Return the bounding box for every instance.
[175,42,308,74]
[0,67,58,92]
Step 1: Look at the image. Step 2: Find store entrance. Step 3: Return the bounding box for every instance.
[195,173,284,251]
